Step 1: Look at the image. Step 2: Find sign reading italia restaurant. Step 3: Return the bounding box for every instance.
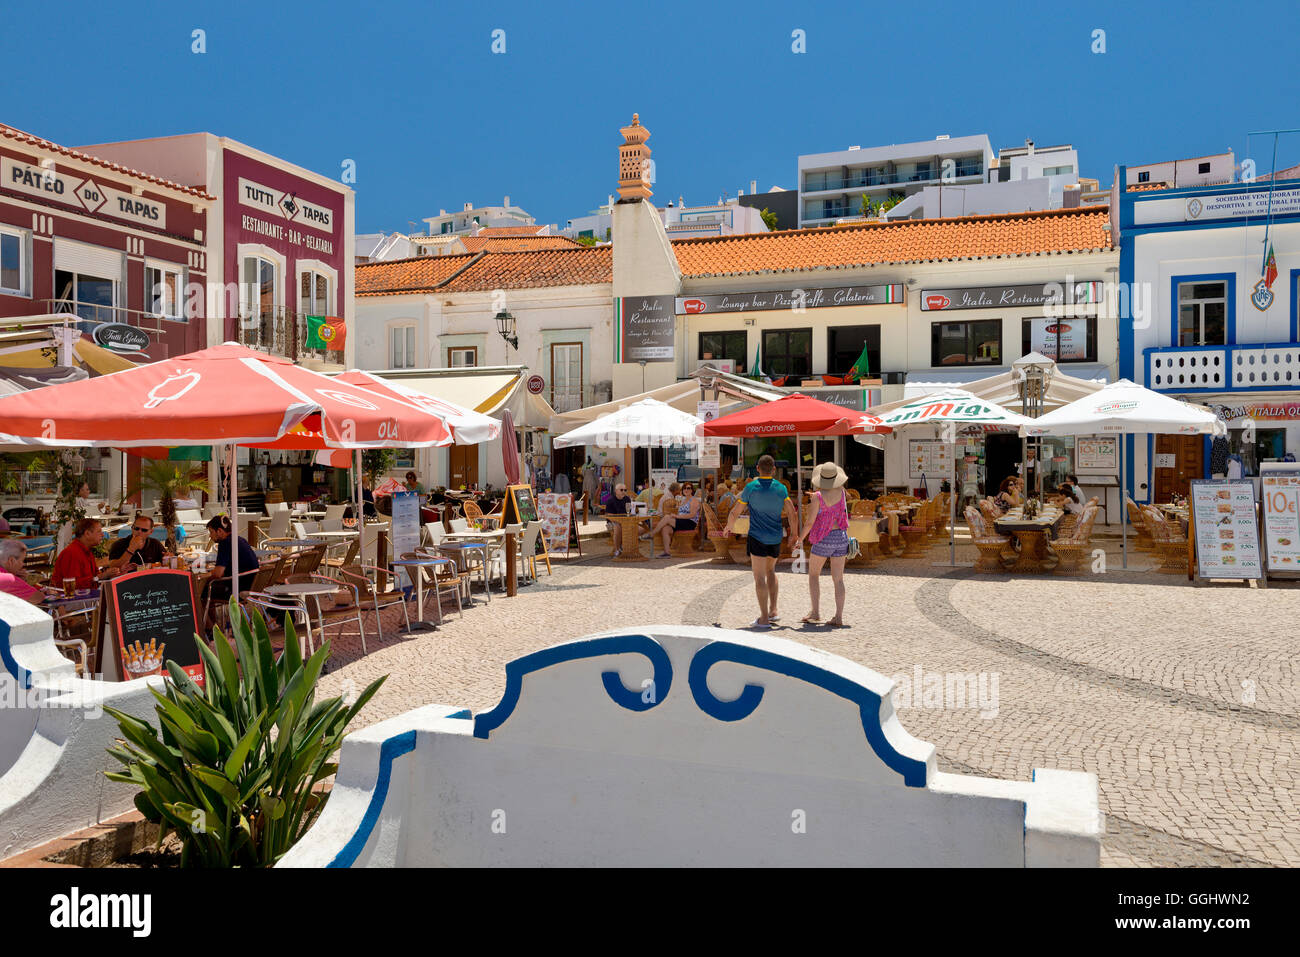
[615,295,675,362]
[2,157,168,229]
[676,284,904,315]
[920,281,1102,311]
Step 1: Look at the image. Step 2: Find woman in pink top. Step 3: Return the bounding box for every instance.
[796,462,851,627]
[0,540,44,604]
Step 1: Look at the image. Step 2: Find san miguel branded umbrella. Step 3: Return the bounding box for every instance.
[0,342,459,587]
[848,390,1033,566]
[1021,379,1226,568]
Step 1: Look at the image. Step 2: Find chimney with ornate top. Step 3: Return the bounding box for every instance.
[617,113,652,202]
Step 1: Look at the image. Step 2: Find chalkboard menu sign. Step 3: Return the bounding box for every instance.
[109,569,205,686]
[504,484,538,525]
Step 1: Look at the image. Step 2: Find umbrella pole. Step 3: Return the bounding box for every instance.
[229,444,239,598]
[354,449,363,567]
[1121,437,1128,569]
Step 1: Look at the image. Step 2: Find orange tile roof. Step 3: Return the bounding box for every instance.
[440,247,612,292]
[472,225,548,236]
[356,247,611,296]
[0,123,215,201]
[356,254,478,296]
[671,206,1112,278]
[459,234,583,253]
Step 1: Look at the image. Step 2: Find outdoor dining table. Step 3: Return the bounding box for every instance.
[994,507,1066,573]
[389,555,454,631]
[607,513,652,562]
[435,541,494,602]
[266,581,341,652]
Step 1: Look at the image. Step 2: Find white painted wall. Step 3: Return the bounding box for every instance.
[281,626,1100,867]
[0,594,164,859]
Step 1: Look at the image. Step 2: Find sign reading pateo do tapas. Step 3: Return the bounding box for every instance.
[615,295,676,362]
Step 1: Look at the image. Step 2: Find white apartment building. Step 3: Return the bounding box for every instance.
[1126,152,1236,189]
[421,197,540,236]
[563,197,770,242]
[798,134,994,227]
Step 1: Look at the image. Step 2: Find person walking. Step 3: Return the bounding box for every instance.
[797,462,850,627]
[725,454,797,628]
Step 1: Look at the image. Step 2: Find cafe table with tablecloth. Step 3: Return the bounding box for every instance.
[994,505,1066,573]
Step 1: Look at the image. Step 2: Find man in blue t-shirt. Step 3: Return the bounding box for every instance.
[725,454,798,628]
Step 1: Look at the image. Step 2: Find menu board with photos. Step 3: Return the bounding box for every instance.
[108,569,205,685]
[1190,480,1264,580]
[908,440,954,479]
[1260,465,1300,574]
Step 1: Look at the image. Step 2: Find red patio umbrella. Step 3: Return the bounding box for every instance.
[501,409,521,486]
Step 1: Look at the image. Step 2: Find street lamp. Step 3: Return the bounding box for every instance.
[1013,352,1056,498]
[495,309,518,351]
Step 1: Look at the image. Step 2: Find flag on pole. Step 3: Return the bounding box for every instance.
[847,342,872,381]
[1265,242,1278,289]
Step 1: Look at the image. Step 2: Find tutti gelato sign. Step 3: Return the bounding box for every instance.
[92,322,150,353]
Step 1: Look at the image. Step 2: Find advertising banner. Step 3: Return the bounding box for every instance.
[1261,465,1300,574]
[537,492,574,556]
[1026,317,1089,360]
[697,401,720,468]
[391,491,420,587]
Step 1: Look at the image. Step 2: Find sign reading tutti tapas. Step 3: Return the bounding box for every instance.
[676,284,904,315]
[615,295,675,362]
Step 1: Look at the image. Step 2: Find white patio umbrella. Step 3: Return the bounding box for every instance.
[553,398,703,449]
[1021,378,1226,568]
[850,390,1034,566]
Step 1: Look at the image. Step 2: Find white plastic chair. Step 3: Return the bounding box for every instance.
[266,510,291,540]
[324,504,348,522]
[518,523,542,581]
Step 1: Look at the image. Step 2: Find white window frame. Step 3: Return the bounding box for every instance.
[550,341,584,413]
[0,225,31,297]
[144,259,186,321]
[389,322,417,369]
[295,259,338,316]
[447,346,477,367]
[1177,280,1227,347]
[236,243,286,320]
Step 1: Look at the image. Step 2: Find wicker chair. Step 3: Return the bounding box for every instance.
[850,498,876,518]
[965,506,1012,572]
[702,502,738,564]
[1051,504,1100,574]
[1126,499,1156,551]
[1143,506,1189,573]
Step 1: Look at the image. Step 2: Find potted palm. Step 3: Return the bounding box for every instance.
[130,461,212,554]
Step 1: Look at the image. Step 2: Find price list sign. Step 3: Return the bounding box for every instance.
[1190,480,1263,580]
[1261,466,1300,574]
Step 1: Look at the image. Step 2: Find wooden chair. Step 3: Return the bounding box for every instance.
[462,500,488,530]
[307,572,367,654]
[1126,499,1156,552]
[292,544,328,577]
[1051,504,1100,574]
[325,538,360,574]
[965,506,1012,572]
[898,503,931,557]
[702,502,737,564]
[336,563,411,641]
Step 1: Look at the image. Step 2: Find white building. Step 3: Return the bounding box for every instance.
[563,197,770,242]
[1120,170,1300,503]
[1126,152,1236,190]
[353,246,613,489]
[420,198,541,236]
[798,134,993,227]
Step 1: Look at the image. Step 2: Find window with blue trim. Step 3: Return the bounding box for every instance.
[1177,281,1226,346]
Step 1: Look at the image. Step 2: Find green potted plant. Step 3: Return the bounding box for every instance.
[104,603,385,867]
[130,461,212,554]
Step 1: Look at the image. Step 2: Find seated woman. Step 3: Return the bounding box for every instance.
[715,481,737,521]
[648,482,700,557]
[993,476,1022,513]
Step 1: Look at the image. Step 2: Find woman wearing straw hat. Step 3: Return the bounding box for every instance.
[797,462,851,627]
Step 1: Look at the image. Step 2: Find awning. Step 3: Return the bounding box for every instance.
[550,373,777,435]
[904,367,1011,398]
[373,366,558,431]
[890,357,1116,415]
[73,338,140,375]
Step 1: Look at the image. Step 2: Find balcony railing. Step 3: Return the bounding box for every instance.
[1146,342,1300,392]
[236,309,335,364]
[803,163,983,193]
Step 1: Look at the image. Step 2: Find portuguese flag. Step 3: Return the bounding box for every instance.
[306,316,347,352]
[1265,243,1278,290]
[847,342,872,381]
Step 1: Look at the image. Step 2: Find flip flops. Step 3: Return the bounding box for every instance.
[800,614,821,624]
[749,618,773,630]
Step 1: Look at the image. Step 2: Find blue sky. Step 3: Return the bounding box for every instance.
[3,0,1298,233]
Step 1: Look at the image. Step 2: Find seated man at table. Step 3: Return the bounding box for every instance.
[604,483,632,557]
[105,513,165,574]
[0,539,44,603]
[199,514,259,625]
[51,518,104,590]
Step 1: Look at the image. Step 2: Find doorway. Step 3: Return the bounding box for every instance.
[551,445,584,496]
[448,444,478,489]
[984,433,1021,498]
[1153,434,1204,501]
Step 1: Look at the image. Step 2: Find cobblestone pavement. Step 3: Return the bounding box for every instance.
[313,536,1299,868]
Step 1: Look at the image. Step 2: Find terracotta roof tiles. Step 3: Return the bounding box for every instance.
[356,247,611,296]
[670,206,1112,278]
[0,123,215,201]
[472,225,549,236]
[355,254,478,296]
[459,234,583,253]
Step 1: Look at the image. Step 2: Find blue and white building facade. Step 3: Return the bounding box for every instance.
[1119,169,1300,501]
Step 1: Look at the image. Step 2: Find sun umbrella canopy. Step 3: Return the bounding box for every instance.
[850,389,1033,435]
[334,370,501,446]
[697,393,854,438]
[0,342,452,449]
[556,398,703,448]
[373,477,406,496]
[1021,379,1226,437]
